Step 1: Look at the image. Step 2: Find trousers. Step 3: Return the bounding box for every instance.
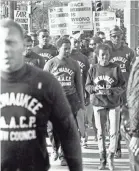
[93,106,120,153]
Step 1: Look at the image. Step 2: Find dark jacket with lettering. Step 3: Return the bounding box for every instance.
[44,56,81,96]
[32,44,58,63]
[1,64,82,171]
[86,63,126,108]
[24,51,45,69]
[110,44,135,82]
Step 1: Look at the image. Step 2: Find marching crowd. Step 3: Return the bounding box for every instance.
[1,18,139,171]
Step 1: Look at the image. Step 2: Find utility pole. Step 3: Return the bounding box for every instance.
[42,2,44,28]
[28,1,32,33]
[8,1,17,19]
[124,0,139,49]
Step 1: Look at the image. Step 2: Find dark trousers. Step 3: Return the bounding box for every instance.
[47,93,80,158]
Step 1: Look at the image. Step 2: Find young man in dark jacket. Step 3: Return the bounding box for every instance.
[24,35,45,69]
[109,26,135,158]
[86,44,126,170]
[0,18,82,171]
[32,29,58,63]
[70,36,90,147]
[44,37,85,165]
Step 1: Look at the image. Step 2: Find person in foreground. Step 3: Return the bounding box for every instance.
[126,57,139,171]
[86,44,126,170]
[0,18,82,171]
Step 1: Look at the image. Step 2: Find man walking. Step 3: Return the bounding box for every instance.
[0,18,82,171]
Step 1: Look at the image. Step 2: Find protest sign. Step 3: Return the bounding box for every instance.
[49,6,70,36]
[93,11,116,40]
[68,1,93,32]
[14,10,28,24]
[14,10,28,31]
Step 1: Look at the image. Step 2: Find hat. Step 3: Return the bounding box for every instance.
[110,25,123,36]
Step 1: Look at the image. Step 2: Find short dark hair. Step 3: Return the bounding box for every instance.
[56,37,71,49]
[36,29,49,36]
[90,37,103,44]
[0,18,24,39]
[24,35,33,42]
[95,44,111,56]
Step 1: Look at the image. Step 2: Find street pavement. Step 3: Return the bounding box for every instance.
[47,129,130,171]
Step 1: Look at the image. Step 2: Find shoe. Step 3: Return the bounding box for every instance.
[98,151,106,170]
[82,141,87,148]
[51,151,58,161]
[81,137,88,148]
[61,158,67,166]
[114,150,121,158]
[93,136,98,141]
[98,163,106,170]
[107,153,114,171]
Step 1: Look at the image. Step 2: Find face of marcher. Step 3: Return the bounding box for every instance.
[0,26,24,73]
[82,39,89,48]
[99,34,106,42]
[98,49,110,66]
[38,31,50,46]
[89,40,96,50]
[70,38,80,51]
[23,40,32,56]
[31,35,38,47]
[58,43,71,58]
[110,33,122,46]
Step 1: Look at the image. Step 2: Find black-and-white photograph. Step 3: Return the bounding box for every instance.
[0,0,139,171]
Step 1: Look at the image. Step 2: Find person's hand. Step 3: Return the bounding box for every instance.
[97,89,111,95]
[129,137,139,156]
[100,89,111,95]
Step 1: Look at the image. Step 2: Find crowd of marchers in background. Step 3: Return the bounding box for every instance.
[22,26,139,171]
[1,17,139,171]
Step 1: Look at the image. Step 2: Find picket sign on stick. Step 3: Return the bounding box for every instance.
[48,6,70,36]
[68,1,93,32]
[93,11,116,40]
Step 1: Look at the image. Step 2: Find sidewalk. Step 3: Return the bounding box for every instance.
[47,129,130,171]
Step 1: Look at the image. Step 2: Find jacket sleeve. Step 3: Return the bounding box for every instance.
[48,76,82,171]
[85,66,96,94]
[127,59,139,137]
[74,61,85,108]
[129,49,135,71]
